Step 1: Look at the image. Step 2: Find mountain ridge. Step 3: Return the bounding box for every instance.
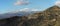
[0,5,60,26]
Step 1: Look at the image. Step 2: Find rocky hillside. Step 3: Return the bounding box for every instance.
[0,6,60,26]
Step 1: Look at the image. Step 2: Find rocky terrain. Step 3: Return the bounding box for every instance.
[0,5,60,26]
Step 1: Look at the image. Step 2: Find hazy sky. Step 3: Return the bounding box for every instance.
[0,0,57,14]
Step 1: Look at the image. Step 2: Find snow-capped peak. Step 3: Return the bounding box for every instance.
[20,8,41,12]
[0,8,41,19]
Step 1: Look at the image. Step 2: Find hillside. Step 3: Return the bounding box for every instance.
[0,5,60,26]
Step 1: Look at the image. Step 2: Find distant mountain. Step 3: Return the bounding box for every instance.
[0,10,41,19]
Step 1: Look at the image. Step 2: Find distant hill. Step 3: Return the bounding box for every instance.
[0,5,60,26]
[0,11,41,19]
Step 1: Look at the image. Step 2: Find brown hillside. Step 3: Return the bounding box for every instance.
[0,6,60,26]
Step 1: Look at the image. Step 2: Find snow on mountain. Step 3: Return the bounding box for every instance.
[0,8,41,19]
[20,8,41,12]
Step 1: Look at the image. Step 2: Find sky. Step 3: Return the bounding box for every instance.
[0,0,57,14]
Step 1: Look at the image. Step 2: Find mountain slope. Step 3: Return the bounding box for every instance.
[25,6,60,26]
[0,5,60,26]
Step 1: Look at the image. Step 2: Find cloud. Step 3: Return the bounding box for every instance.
[20,8,40,12]
[55,0,60,6]
[14,0,29,6]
